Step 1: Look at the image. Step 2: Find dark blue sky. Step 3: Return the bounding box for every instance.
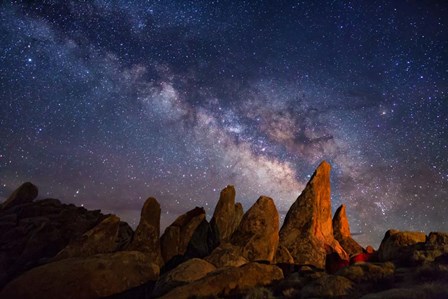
[1,0,447,246]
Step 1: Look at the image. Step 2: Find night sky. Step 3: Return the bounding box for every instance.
[1,1,447,247]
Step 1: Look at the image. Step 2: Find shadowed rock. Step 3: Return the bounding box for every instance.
[152,258,216,297]
[159,262,283,299]
[1,182,38,210]
[333,204,363,256]
[53,215,124,260]
[127,197,163,267]
[206,196,279,267]
[0,251,159,299]
[160,207,205,263]
[279,161,348,268]
[210,185,244,241]
[0,195,105,288]
[378,229,426,263]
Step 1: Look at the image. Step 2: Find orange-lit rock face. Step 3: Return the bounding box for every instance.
[279,161,348,268]
[333,204,363,256]
[127,197,164,267]
[206,196,279,267]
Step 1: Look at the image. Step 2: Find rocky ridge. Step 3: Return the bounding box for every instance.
[0,162,447,299]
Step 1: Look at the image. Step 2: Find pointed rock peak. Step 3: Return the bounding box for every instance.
[333,204,351,238]
[127,196,163,267]
[211,185,242,241]
[333,204,363,256]
[2,182,38,209]
[308,160,331,186]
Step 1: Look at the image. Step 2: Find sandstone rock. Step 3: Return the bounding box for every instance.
[127,197,163,267]
[53,215,122,260]
[1,182,38,210]
[275,245,294,264]
[210,185,244,241]
[300,274,353,298]
[279,161,348,268]
[378,229,426,262]
[333,204,363,256]
[160,207,205,263]
[206,196,279,267]
[152,258,216,297]
[160,262,283,299]
[0,251,159,299]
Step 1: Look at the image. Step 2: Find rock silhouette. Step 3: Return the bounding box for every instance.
[1,182,38,210]
[126,197,164,267]
[333,204,364,256]
[1,162,447,299]
[210,185,243,241]
[279,161,348,268]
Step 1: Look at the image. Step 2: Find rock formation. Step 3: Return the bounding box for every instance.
[126,197,164,267]
[333,204,363,256]
[0,188,106,288]
[206,196,279,267]
[1,168,448,299]
[279,161,348,268]
[378,229,426,263]
[1,182,38,210]
[210,185,244,241]
[160,207,206,263]
[53,215,129,260]
[0,251,159,299]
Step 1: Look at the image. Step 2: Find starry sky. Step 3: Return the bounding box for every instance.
[1,1,447,247]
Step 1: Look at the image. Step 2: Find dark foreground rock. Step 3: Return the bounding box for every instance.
[159,262,283,299]
[0,251,159,299]
[0,193,106,287]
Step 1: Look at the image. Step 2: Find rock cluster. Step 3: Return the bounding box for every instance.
[0,161,447,299]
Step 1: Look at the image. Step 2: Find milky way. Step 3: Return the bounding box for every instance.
[1,1,447,247]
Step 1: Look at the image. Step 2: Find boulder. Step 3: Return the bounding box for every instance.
[410,232,448,264]
[279,161,348,268]
[1,182,38,210]
[210,185,244,241]
[378,229,426,262]
[300,274,353,298]
[53,215,122,260]
[0,251,159,299]
[152,258,216,297]
[127,197,163,267]
[159,262,283,299]
[333,204,363,256]
[206,196,279,267]
[160,207,205,263]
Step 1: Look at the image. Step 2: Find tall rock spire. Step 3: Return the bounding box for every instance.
[279,161,348,268]
[333,204,363,256]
